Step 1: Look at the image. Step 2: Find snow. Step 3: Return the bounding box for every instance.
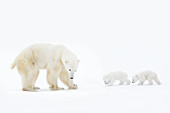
[1,84,169,113]
[1,0,170,113]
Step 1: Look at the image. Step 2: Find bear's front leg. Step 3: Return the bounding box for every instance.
[49,85,64,90]
[47,64,64,90]
[68,80,78,89]
[59,68,78,89]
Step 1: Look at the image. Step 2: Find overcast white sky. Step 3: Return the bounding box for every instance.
[0,0,170,113]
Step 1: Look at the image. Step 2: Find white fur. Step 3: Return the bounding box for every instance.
[132,70,161,85]
[11,43,79,91]
[103,71,131,86]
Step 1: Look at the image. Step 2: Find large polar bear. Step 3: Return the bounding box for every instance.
[103,71,131,86]
[132,71,161,85]
[11,43,80,91]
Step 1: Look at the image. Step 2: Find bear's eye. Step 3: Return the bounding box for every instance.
[75,70,77,72]
[69,69,71,71]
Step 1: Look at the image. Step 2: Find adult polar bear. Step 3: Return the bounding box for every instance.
[11,43,79,91]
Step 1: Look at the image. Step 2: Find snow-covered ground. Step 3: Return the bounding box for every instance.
[0,83,169,113]
[0,0,170,113]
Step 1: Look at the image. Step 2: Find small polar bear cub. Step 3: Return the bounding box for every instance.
[132,71,161,85]
[103,71,130,86]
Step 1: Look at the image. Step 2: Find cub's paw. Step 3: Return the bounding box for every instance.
[34,87,40,89]
[108,84,113,86]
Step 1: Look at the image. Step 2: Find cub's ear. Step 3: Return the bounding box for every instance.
[65,61,69,64]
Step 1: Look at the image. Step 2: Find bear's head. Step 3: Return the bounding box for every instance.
[61,52,80,79]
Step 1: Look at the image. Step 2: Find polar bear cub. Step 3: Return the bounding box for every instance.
[11,43,79,91]
[132,71,161,85]
[103,71,130,86]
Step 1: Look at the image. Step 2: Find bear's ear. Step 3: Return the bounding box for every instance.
[61,56,69,64]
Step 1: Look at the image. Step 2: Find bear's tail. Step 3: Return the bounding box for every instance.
[11,60,17,69]
[11,56,19,69]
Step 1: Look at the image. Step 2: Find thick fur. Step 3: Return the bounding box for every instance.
[132,71,161,85]
[103,71,131,86]
[11,44,79,91]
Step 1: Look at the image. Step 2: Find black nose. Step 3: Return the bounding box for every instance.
[70,77,73,79]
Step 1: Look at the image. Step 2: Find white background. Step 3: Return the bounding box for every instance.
[0,0,170,113]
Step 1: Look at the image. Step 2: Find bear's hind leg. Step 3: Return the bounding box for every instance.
[32,70,40,89]
[17,59,39,92]
[20,72,38,92]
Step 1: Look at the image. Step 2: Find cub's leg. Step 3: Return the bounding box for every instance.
[125,79,131,85]
[47,65,63,90]
[153,77,161,85]
[147,77,153,85]
[138,79,145,85]
[59,68,78,89]
[17,59,39,92]
[108,80,115,86]
[119,80,124,85]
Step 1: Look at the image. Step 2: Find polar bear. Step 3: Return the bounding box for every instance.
[11,43,80,91]
[132,71,161,85]
[103,71,130,86]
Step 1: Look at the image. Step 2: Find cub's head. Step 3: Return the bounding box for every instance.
[132,75,138,83]
[103,75,110,85]
[61,53,80,79]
